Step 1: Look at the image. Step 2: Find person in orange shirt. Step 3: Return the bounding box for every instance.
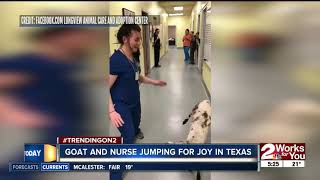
[183,29,192,62]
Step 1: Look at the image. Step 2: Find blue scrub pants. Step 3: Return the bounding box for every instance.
[183,46,190,62]
[110,101,141,180]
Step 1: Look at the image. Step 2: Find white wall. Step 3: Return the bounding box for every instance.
[168,15,192,48]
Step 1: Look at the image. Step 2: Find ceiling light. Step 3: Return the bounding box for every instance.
[174,6,183,11]
[168,13,183,16]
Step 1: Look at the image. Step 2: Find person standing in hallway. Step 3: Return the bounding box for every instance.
[183,29,192,62]
[195,32,200,60]
[190,31,197,64]
[0,28,105,180]
[108,24,167,180]
[153,28,161,67]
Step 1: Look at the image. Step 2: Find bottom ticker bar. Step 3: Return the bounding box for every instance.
[10,162,258,172]
[260,160,305,168]
[9,162,40,172]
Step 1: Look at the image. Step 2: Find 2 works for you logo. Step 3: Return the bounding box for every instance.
[260,143,305,160]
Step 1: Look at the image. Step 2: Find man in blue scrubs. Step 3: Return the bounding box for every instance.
[0,28,104,180]
[108,24,167,180]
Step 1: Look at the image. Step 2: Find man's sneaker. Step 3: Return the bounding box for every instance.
[135,131,144,139]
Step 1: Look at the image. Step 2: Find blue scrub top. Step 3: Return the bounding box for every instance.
[110,49,140,106]
[0,53,85,129]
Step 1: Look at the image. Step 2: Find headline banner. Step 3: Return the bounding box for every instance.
[58,144,257,160]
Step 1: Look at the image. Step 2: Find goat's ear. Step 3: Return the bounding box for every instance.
[183,111,192,125]
[182,118,189,125]
[183,102,200,125]
[192,102,200,112]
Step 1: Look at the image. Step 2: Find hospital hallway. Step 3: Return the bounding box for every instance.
[109,47,211,180]
[211,45,320,180]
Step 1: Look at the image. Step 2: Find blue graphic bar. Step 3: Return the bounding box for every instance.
[59,144,258,158]
[9,162,258,172]
[69,162,258,171]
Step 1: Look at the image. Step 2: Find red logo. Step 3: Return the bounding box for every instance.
[260,143,305,160]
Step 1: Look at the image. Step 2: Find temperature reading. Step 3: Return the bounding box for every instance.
[283,160,305,167]
[125,165,133,170]
[292,161,301,167]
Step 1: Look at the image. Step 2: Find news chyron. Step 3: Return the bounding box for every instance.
[8,138,306,172]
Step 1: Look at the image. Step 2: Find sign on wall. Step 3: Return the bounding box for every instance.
[122,8,135,16]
